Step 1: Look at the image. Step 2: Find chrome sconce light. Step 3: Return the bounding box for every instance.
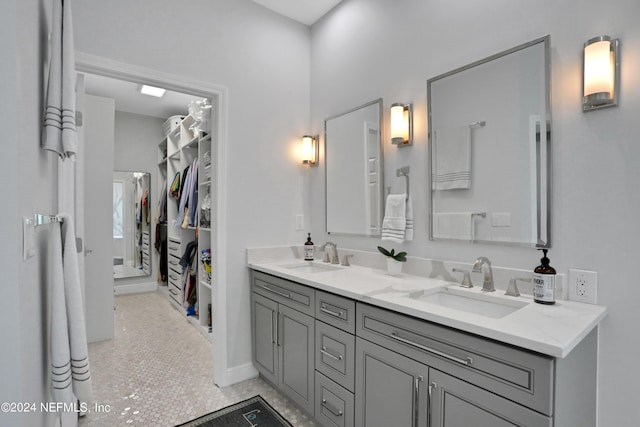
[390,103,413,146]
[301,135,318,166]
[583,36,620,111]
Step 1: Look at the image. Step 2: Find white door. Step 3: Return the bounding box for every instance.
[81,93,115,342]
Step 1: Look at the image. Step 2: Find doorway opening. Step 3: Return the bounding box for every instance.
[75,53,230,387]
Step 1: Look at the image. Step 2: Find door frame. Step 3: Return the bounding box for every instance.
[75,52,231,386]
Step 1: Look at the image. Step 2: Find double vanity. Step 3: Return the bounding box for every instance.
[248,248,606,427]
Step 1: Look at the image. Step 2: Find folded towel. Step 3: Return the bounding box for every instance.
[43,0,78,160]
[432,126,471,190]
[382,194,408,243]
[432,212,473,240]
[405,196,414,241]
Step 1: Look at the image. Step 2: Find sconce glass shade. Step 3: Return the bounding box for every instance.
[301,135,318,166]
[583,36,619,111]
[390,103,412,146]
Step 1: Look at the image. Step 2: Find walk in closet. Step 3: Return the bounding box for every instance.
[157,105,215,341]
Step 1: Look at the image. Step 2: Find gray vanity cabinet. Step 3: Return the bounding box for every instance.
[355,337,429,427]
[251,271,316,415]
[429,369,551,427]
[252,293,278,385]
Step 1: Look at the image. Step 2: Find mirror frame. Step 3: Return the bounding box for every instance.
[113,170,152,278]
[325,98,385,237]
[427,35,552,248]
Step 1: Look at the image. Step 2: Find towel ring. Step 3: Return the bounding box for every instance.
[396,167,410,200]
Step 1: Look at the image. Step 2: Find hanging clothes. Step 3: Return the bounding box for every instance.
[187,159,198,227]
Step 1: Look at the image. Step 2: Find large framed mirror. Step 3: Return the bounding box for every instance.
[428,35,551,247]
[113,171,151,278]
[325,99,384,236]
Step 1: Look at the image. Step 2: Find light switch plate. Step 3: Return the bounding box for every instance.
[295,214,304,230]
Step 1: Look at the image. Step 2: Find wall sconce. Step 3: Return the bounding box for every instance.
[583,36,619,112]
[301,135,318,166]
[390,103,413,146]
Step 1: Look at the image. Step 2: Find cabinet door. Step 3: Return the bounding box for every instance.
[279,304,315,415]
[252,293,278,385]
[355,337,428,427]
[429,369,552,427]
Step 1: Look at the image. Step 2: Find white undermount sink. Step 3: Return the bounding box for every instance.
[282,262,342,273]
[409,287,528,319]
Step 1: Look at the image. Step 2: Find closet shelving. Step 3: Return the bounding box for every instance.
[157,111,214,342]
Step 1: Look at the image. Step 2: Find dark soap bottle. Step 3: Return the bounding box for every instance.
[533,249,556,305]
[304,233,314,261]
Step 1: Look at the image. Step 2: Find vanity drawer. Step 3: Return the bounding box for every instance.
[315,372,354,427]
[251,271,315,316]
[356,303,554,415]
[316,290,355,334]
[316,320,355,392]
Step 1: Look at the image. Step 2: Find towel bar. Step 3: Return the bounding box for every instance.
[469,120,486,127]
[33,214,62,227]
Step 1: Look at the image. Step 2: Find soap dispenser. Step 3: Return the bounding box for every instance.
[304,233,314,261]
[533,249,556,305]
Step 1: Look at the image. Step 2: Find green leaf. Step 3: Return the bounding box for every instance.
[377,246,391,257]
[394,251,407,262]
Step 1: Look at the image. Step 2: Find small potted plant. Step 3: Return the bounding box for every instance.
[377,246,407,276]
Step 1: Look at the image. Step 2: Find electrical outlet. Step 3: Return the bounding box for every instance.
[295,214,304,231]
[568,269,598,304]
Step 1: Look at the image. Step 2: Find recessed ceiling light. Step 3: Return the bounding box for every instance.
[140,85,166,98]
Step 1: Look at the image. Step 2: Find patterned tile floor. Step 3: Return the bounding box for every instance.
[79,291,315,427]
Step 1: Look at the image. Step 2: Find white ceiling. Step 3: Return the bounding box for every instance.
[82,73,204,119]
[251,0,343,25]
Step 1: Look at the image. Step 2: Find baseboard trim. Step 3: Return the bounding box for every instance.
[217,362,258,387]
[114,281,158,295]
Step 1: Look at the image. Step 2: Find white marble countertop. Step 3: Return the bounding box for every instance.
[248,253,607,359]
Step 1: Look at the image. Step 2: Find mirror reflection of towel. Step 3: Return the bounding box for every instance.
[433,212,473,240]
[432,126,471,190]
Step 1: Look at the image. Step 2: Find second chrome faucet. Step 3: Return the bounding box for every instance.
[472,256,495,292]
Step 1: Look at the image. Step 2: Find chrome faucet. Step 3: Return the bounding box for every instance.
[321,242,340,264]
[472,257,495,292]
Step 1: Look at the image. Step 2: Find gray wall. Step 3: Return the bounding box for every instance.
[114,110,165,287]
[73,0,311,383]
[309,1,640,425]
[1,0,56,426]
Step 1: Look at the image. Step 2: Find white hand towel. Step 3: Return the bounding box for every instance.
[43,0,78,160]
[432,212,473,240]
[432,126,471,190]
[381,194,407,243]
[49,221,79,427]
[405,196,414,241]
[58,213,92,405]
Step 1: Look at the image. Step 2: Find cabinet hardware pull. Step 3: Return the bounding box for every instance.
[169,289,177,296]
[270,311,275,344]
[413,375,423,427]
[320,305,344,318]
[320,346,343,361]
[321,399,343,417]
[259,284,292,299]
[276,312,281,347]
[390,331,473,366]
[428,381,437,426]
